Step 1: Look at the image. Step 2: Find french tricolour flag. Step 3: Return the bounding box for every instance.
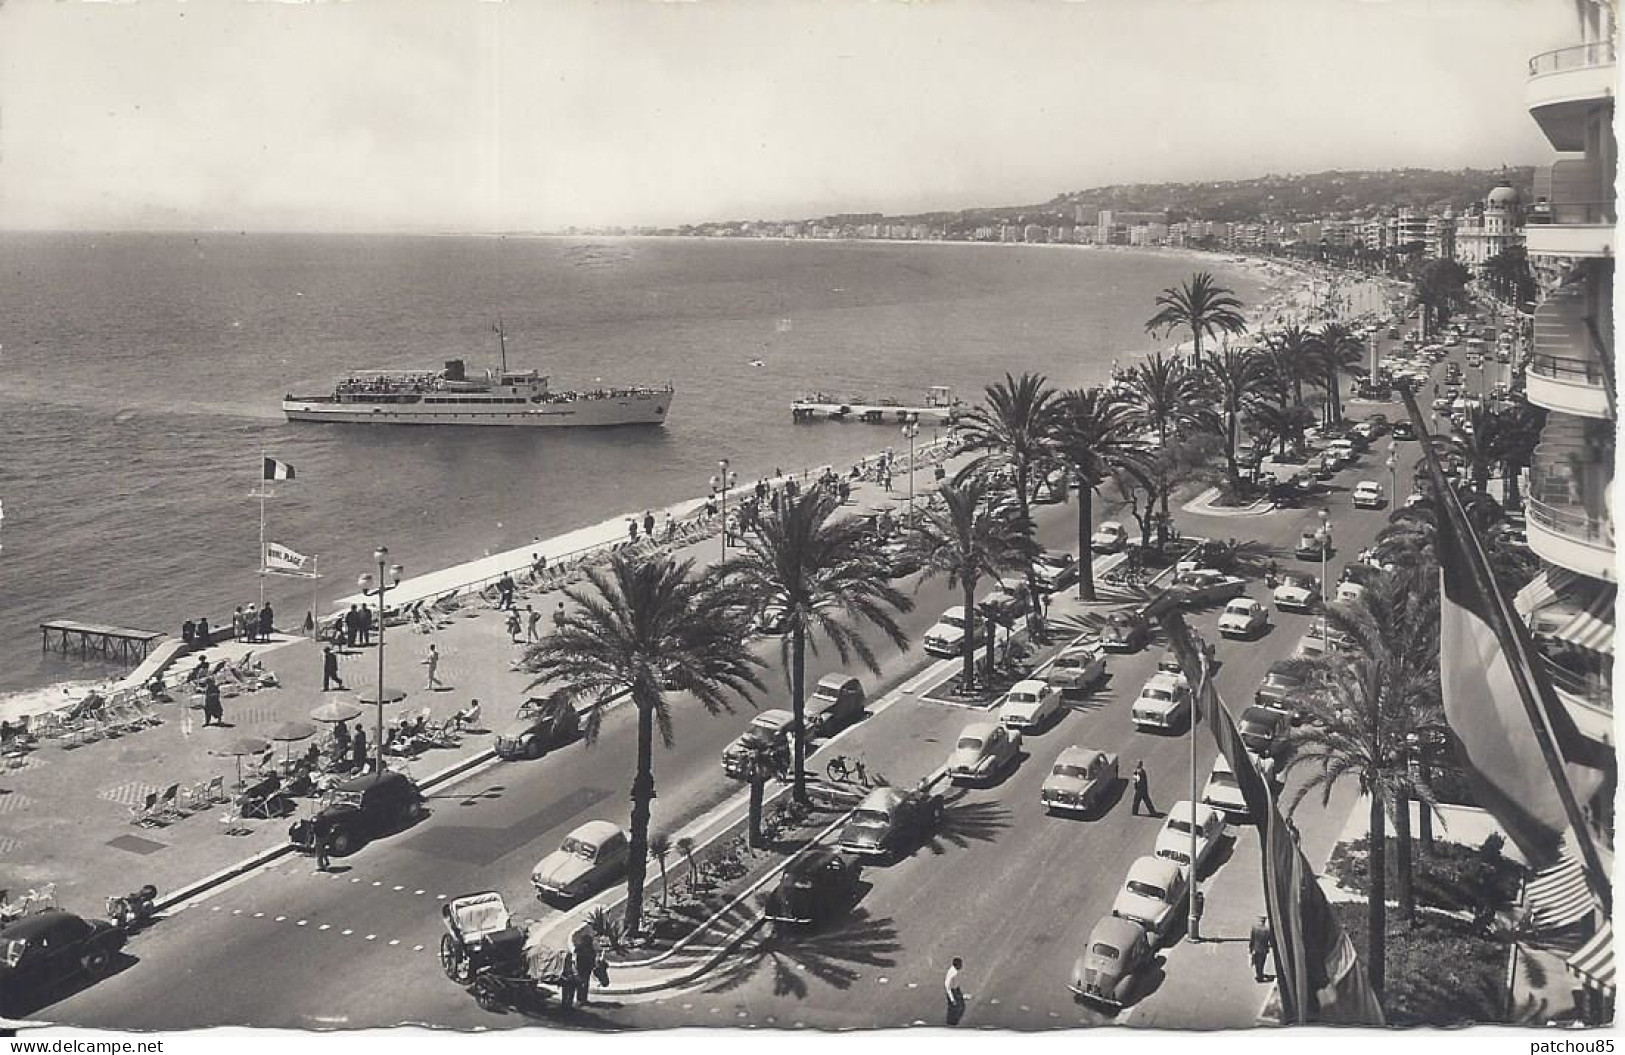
[263,457,296,481]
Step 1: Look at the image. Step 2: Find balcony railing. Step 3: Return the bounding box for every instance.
[1528,495,1614,546]
[1530,352,1608,384]
[1539,654,1613,714]
[1526,201,1618,225]
[1529,40,1618,77]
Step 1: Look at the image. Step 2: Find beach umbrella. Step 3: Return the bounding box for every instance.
[269,720,318,763]
[355,685,407,706]
[309,700,364,724]
[212,736,271,789]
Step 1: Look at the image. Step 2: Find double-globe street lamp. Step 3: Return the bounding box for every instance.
[901,415,920,523]
[357,546,404,773]
[711,459,738,557]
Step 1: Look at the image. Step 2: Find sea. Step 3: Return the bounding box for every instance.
[0,232,1274,701]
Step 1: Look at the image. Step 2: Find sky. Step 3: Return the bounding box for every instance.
[0,0,1587,233]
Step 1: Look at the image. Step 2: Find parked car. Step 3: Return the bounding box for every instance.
[1041,745,1119,816]
[1217,598,1270,639]
[531,820,630,902]
[923,605,979,658]
[983,587,1032,621]
[1044,645,1107,697]
[1297,621,1357,658]
[755,603,790,635]
[1154,800,1228,872]
[1294,529,1332,561]
[998,679,1063,733]
[0,910,126,1016]
[494,693,581,761]
[1131,674,1192,732]
[1335,580,1367,605]
[762,847,863,927]
[1034,550,1078,592]
[1099,609,1153,653]
[836,784,944,860]
[1091,521,1130,553]
[1237,706,1291,757]
[1351,481,1385,509]
[1254,660,1305,717]
[1272,573,1321,612]
[947,721,1023,785]
[1200,756,1249,820]
[1112,855,1189,943]
[1070,915,1154,1009]
[721,710,795,779]
[1167,569,1248,608]
[1391,420,1417,440]
[288,769,427,858]
[805,674,866,739]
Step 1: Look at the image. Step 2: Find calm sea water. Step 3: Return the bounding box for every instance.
[0,233,1269,696]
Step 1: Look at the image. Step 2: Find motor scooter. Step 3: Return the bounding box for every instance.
[107,884,159,931]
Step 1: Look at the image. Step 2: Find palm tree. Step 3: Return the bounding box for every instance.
[716,488,912,805]
[1492,401,1545,509]
[1315,322,1366,425]
[902,477,1038,690]
[1145,271,1249,363]
[524,553,766,935]
[648,832,673,909]
[1052,387,1150,601]
[1263,324,1324,414]
[1282,573,1443,993]
[1119,353,1219,544]
[956,372,1063,606]
[1199,346,1273,491]
[1244,399,1316,459]
[1412,259,1471,340]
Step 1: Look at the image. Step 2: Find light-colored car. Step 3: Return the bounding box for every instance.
[755,603,790,635]
[1044,645,1107,697]
[1403,491,1430,509]
[805,674,866,738]
[1200,756,1249,820]
[1112,855,1189,942]
[1154,800,1227,873]
[923,605,978,658]
[721,709,795,779]
[1272,573,1321,612]
[1041,745,1119,816]
[1131,674,1191,731]
[531,820,630,901]
[947,721,1023,785]
[1034,550,1078,592]
[1167,569,1248,608]
[1217,598,1270,639]
[1070,915,1153,1008]
[1351,482,1385,509]
[1099,609,1152,653]
[998,679,1063,733]
[1294,529,1332,561]
[1238,706,1291,758]
[1335,580,1367,605]
[1091,521,1130,553]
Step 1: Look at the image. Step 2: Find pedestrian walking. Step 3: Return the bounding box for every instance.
[553,601,566,629]
[424,643,443,690]
[232,606,246,642]
[530,552,547,582]
[259,602,274,642]
[1130,760,1157,816]
[663,513,675,541]
[627,519,639,544]
[245,603,258,642]
[506,609,522,643]
[643,510,655,539]
[571,929,600,1006]
[322,646,345,691]
[526,604,542,642]
[944,956,966,1026]
[359,604,373,647]
[196,615,210,645]
[182,619,196,647]
[1249,915,1273,983]
[345,606,360,649]
[314,823,333,872]
[202,678,224,727]
[351,726,369,772]
[498,573,516,610]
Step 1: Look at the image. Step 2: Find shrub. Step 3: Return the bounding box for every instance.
[1325,835,1525,913]
[1332,903,1514,1025]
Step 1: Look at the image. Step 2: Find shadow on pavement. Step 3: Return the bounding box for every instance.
[701,907,902,999]
[921,794,1012,855]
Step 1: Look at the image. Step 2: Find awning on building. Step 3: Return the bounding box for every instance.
[1551,586,1617,657]
[1569,922,1615,993]
[1526,853,1600,930]
[1516,567,1581,619]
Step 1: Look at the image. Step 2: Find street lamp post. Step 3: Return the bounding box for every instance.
[901,416,920,523]
[710,459,737,558]
[357,547,404,773]
[1318,509,1332,642]
[1386,450,1398,506]
[1189,641,1209,941]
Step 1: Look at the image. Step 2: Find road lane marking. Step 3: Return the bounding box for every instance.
[366,934,377,941]
[414,889,425,895]
[878,976,889,984]
[319,924,331,931]
[393,885,404,891]
[413,945,424,951]
[342,929,354,936]
[275,915,286,922]
[297,920,308,927]
[253,912,264,918]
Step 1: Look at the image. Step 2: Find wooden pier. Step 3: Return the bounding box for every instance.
[791,386,965,426]
[40,620,167,665]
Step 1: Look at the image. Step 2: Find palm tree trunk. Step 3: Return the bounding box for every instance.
[790,626,808,806]
[624,697,657,936]
[1224,410,1241,493]
[1077,484,1096,602]
[960,581,977,690]
[1014,462,1043,622]
[1395,793,1414,925]
[748,774,765,848]
[1368,794,1387,995]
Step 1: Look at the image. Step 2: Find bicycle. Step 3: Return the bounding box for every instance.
[824,755,868,785]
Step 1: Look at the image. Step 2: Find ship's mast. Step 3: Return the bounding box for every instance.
[494,318,508,375]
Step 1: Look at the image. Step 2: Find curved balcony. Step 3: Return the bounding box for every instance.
[1528,426,1614,580]
[1527,41,1618,151]
[1527,285,1612,418]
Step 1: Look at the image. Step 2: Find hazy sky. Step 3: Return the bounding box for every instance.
[0,0,1583,232]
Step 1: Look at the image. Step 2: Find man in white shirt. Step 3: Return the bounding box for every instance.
[944,956,966,1025]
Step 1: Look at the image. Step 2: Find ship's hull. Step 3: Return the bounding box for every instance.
[283,391,673,427]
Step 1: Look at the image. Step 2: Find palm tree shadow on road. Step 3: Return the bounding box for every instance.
[700,907,903,999]
[920,791,1012,856]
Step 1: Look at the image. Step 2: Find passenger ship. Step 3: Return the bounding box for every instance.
[282,329,674,428]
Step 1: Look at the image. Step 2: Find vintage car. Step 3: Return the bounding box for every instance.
[531,820,630,902]
[1294,529,1332,561]
[763,848,862,927]
[494,693,580,761]
[1200,756,1250,820]
[438,890,528,986]
[1297,621,1358,659]
[0,910,126,1015]
[1033,550,1078,592]
[1238,706,1291,758]
[923,605,979,658]
[836,784,944,860]
[1070,915,1153,1009]
[947,721,1023,785]
[1336,579,1367,605]
[1217,598,1271,639]
[997,679,1063,733]
[1098,609,1152,654]
[1272,573,1321,612]
[881,535,923,580]
[721,709,795,780]
[1154,800,1227,873]
[1112,855,1189,943]
[983,587,1032,621]
[1391,420,1417,441]
[1040,745,1119,816]
[755,604,790,635]
[1254,660,1304,716]
[1166,569,1248,608]
[1044,645,1107,697]
[1091,520,1130,553]
[1130,674,1191,732]
[1351,481,1386,509]
[288,769,426,857]
[805,674,866,739]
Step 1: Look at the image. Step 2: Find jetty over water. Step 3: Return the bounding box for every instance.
[791,385,964,426]
[40,620,166,665]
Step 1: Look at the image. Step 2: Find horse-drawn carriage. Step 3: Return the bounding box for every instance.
[438,891,576,1011]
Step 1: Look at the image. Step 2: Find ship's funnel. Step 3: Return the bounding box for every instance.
[444,359,466,381]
